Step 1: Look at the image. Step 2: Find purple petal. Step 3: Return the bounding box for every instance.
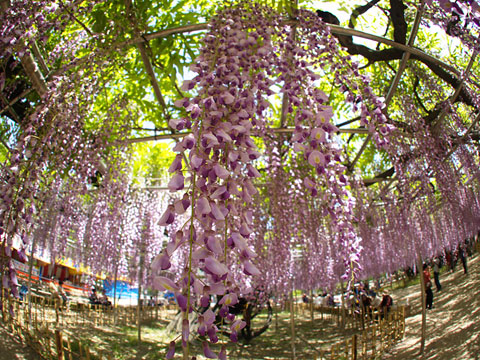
[311,128,326,142]
[153,276,179,291]
[243,179,257,196]
[293,143,306,152]
[206,236,223,254]
[192,248,211,260]
[174,198,188,214]
[169,117,185,130]
[231,319,246,332]
[203,341,218,359]
[166,341,176,359]
[211,186,227,199]
[158,206,175,226]
[219,305,228,318]
[181,80,195,91]
[200,295,210,308]
[168,173,184,191]
[176,293,188,312]
[174,98,189,108]
[304,177,315,189]
[308,150,325,167]
[246,164,261,178]
[203,132,220,148]
[237,109,249,119]
[216,129,232,142]
[219,346,227,360]
[203,309,215,325]
[230,232,246,250]
[168,154,183,173]
[241,246,257,259]
[208,326,219,343]
[210,202,225,221]
[151,252,171,271]
[219,293,238,306]
[239,224,252,237]
[195,197,211,216]
[209,283,226,295]
[213,164,229,179]
[182,319,189,347]
[243,260,261,276]
[198,323,207,336]
[205,257,228,277]
[222,92,235,105]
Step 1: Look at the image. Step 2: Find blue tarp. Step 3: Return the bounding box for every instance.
[103,279,138,299]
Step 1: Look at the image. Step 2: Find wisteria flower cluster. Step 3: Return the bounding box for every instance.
[152,3,396,357]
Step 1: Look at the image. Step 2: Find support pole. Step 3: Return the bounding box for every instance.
[113,265,118,325]
[55,329,64,360]
[290,289,296,360]
[137,239,146,344]
[310,289,314,323]
[26,234,38,328]
[417,254,426,357]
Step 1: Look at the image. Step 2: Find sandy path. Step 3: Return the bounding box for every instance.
[384,253,480,360]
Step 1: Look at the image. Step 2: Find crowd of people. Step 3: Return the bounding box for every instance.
[88,287,112,307]
[421,241,471,310]
[303,284,394,321]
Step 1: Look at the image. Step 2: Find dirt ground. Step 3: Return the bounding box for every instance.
[1,253,479,359]
[0,324,39,360]
[383,252,480,360]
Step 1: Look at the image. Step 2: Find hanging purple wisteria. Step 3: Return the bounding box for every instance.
[152,3,396,357]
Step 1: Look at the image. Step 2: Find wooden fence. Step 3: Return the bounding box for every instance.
[1,292,176,359]
[313,306,406,360]
[2,292,404,360]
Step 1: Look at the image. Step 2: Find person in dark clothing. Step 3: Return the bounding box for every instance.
[433,257,442,291]
[458,245,468,274]
[423,264,434,309]
[302,293,309,303]
[380,292,393,318]
[89,287,102,305]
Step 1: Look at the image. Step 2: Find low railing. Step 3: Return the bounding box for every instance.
[1,291,177,359]
[316,306,406,360]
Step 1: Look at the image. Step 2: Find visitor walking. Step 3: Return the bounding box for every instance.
[423,264,434,310]
[458,245,468,275]
[379,291,393,318]
[433,257,442,291]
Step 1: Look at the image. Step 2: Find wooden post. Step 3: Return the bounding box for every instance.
[417,254,426,357]
[275,304,279,331]
[65,338,73,360]
[352,334,357,360]
[372,322,376,358]
[137,238,146,344]
[113,265,118,325]
[340,281,346,329]
[310,289,314,322]
[55,329,64,360]
[26,232,38,329]
[290,289,296,360]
